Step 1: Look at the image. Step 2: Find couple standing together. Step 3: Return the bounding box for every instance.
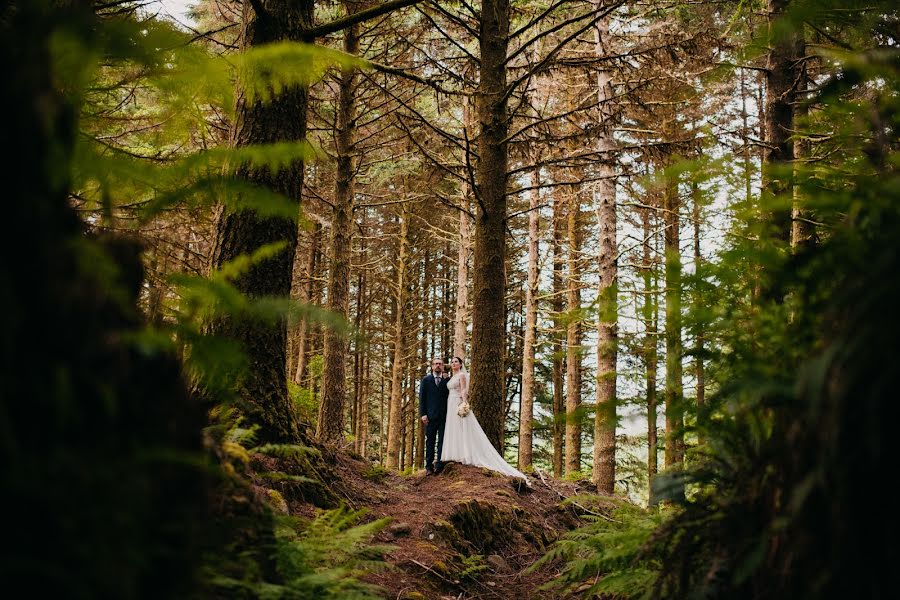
[419,356,528,482]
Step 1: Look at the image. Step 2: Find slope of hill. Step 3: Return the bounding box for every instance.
[252,449,590,599]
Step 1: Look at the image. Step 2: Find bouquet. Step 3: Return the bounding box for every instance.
[457,400,470,418]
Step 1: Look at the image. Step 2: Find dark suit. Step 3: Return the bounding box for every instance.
[419,372,449,470]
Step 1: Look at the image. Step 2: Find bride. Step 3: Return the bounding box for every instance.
[441,356,529,482]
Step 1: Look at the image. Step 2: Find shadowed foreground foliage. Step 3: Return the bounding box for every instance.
[1,2,385,597]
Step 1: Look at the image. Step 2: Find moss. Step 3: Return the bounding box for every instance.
[458,553,488,579]
[414,541,440,552]
[363,463,390,484]
[431,519,465,548]
[247,445,340,509]
[223,440,252,465]
[437,499,553,558]
[431,560,450,576]
[402,593,427,600]
[447,500,517,555]
[266,489,289,514]
[564,470,588,482]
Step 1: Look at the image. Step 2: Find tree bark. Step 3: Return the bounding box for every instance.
[386,207,411,469]
[518,167,540,472]
[643,207,659,504]
[663,173,685,500]
[352,210,368,454]
[763,0,795,246]
[454,206,471,360]
[442,241,451,355]
[146,247,167,325]
[692,181,705,442]
[416,264,428,469]
[791,27,814,250]
[293,221,321,385]
[552,188,566,477]
[453,102,474,360]
[468,0,510,452]
[405,367,416,469]
[592,8,617,494]
[208,0,314,444]
[740,69,754,207]
[5,4,212,591]
[317,13,360,444]
[565,190,582,476]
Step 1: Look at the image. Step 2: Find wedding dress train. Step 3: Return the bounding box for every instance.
[441,371,528,482]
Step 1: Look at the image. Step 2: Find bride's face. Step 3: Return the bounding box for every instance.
[451,358,461,372]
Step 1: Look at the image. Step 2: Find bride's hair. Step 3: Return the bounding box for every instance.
[454,356,465,369]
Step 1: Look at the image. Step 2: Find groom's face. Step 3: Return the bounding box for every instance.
[432,359,443,375]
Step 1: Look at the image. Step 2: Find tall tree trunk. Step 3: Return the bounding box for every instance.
[309,232,325,399]
[293,221,321,384]
[763,0,795,246]
[469,0,510,452]
[354,352,369,458]
[565,191,582,476]
[552,188,566,477]
[454,102,473,360]
[405,367,416,469]
[386,207,411,469]
[692,182,705,441]
[317,16,359,444]
[592,8,617,494]
[792,27,814,250]
[518,168,540,472]
[379,369,386,463]
[643,207,659,504]
[352,213,367,453]
[663,173,684,500]
[360,353,370,457]
[3,6,211,591]
[442,241,451,354]
[416,274,428,469]
[146,247,167,324]
[740,69,754,207]
[425,251,435,359]
[421,248,438,365]
[453,204,470,358]
[209,0,314,444]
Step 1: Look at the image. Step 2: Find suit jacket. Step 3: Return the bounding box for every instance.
[419,373,449,421]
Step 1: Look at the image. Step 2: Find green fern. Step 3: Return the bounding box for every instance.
[274,506,393,597]
[533,502,664,599]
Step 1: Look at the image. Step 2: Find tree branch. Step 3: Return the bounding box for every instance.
[509,0,575,40]
[304,0,426,39]
[365,59,470,96]
[422,1,480,39]
[501,0,625,105]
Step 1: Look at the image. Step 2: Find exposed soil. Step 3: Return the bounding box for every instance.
[303,453,591,600]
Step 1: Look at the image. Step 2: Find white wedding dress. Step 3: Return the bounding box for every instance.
[441,370,529,482]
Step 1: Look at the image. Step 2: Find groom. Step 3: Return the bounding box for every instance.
[419,356,449,475]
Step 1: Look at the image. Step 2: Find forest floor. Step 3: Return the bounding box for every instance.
[261,450,593,599]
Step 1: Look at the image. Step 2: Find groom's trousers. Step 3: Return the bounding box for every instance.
[424,418,445,469]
